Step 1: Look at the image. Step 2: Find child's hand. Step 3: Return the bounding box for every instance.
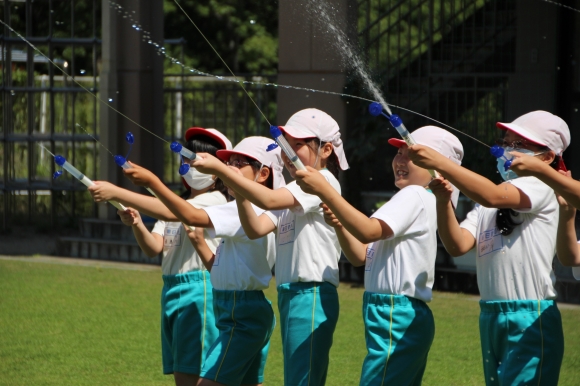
[185,226,205,245]
[429,176,453,203]
[408,145,444,170]
[123,162,159,187]
[295,166,328,195]
[88,181,118,202]
[509,151,547,177]
[321,203,342,228]
[190,153,225,175]
[117,207,142,227]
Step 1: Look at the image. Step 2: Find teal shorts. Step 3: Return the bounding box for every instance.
[360,292,434,386]
[200,289,275,385]
[277,281,339,386]
[161,270,218,375]
[479,300,564,385]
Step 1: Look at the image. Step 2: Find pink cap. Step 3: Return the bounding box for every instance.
[280,108,349,170]
[496,111,570,154]
[389,126,464,208]
[184,127,233,150]
[216,136,286,189]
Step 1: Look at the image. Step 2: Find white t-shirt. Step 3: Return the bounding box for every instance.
[152,190,226,276]
[366,185,437,302]
[268,169,342,287]
[460,176,559,301]
[203,201,277,291]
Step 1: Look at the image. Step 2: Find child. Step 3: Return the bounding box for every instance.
[189,108,349,386]
[89,127,231,386]
[123,136,284,386]
[408,110,569,385]
[295,126,464,385]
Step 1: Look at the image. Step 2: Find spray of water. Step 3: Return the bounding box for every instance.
[301,0,392,116]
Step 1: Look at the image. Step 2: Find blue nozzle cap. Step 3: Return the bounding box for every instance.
[490,145,504,158]
[54,155,66,166]
[53,170,63,179]
[170,142,183,153]
[125,132,134,144]
[368,102,383,117]
[266,143,279,152]
[270,125,282,138]
[389,114,403,128]
[179,163,190,176]
[504,158,513,171]
[114,155,127,167]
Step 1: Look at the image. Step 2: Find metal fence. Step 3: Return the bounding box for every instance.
[0,2,277,231]
[350,0,516,195]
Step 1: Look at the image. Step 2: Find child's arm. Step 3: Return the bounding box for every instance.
[192,153,298,210]
[122,162,213,228]
[88,181,179,221]
[429,178,476,256]
[296,167,391,243]
[118,208,164,257]
[185,227,215,271]
[510,152,580,209]
[554,170,580,266]
[236,196,277,240]
[321,203,367,267]
[408,145,531,209]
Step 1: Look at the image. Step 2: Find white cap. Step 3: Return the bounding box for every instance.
[280,108,349,170]
[185,127,233,150]
[216,136,286,189]
[496,111,570,154]
[388,126,464,208]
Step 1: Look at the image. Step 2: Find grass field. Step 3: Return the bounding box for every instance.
[1,257,579,385]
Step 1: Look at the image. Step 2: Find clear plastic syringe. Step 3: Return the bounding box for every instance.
[114,155,157,197]
[270,125,306,171]
[369,102,438,178]
[54,155,127,211]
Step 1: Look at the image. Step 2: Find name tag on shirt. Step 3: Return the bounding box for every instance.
[213,241,224,266]
[365,247,375,272]
[164,226,181,248]
[478,227,503,257]
[279,220,295,245]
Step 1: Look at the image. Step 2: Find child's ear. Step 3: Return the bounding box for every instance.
[321,142,333,159]
[258,166,271,183]
[542,150,556,165]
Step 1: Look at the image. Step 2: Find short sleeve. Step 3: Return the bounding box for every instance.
[573,267,580,281]
[263,210,280,228]
[284,170,341,215]
[460,204,480,239]
[370,186,427,239]
[151,219,165,236]
[508,177,554,215]
[203,202,244,239]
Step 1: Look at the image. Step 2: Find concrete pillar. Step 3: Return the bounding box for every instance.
[277,0,356,150]
[99,0,164,219]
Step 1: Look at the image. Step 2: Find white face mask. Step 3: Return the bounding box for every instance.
[182,167,215,190]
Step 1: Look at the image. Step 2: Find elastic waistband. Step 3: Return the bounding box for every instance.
[363,292,427,307]
[479,299,557,313]
[277,281,338,294]
[162,270,209,286]
[213,289,266,301]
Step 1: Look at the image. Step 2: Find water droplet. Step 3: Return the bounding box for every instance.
[80,69,86,74]
[321,78,325,81]
[543,36,547,39]
[148,40,152,44]
[108,98,113,102]
[499,361,501,365]
[486,359,489,362]
[250,19,256,24]
[10,90,15,96]
[575,108,578,112]
[491,377,494,381]
[557,67,561,70]
[305,95,309,98]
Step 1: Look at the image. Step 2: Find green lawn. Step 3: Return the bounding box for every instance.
[0,258,579,385]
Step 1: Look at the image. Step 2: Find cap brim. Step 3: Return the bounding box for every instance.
[387,138,407,148]
[216,149,258,163]
[185,127,228,149]
[495,122,547,147]
[279,125,317,140]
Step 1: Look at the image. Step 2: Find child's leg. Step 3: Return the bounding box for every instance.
[359,293,435,386]
[277,282,339,386]
[240,307,276,386]
[173,372,198,386]
[200,290,275,386]
[479,300,564,386]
